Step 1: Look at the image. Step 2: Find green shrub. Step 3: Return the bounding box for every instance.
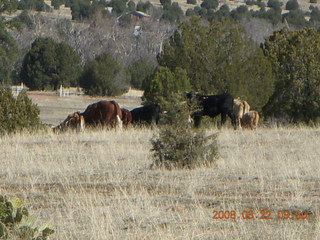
[150,108,218,169]
[0,86,42,135]
[20,37,81,90]
[0,195,54,240]
[143,67,191,110]
[79,52,129,96]
[128,58,156,90]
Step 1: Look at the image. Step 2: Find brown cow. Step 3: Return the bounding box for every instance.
[82,100,122,129]
[53,111,85,132]
[234,98,250,129]
[121,108,132,127]
[241,110,259,130]
[54,100,122,132]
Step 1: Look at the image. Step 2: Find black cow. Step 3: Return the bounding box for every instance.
[130,104,161,125]
[186,92,237,129]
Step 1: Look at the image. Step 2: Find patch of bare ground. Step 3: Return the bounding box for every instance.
[1,125,319,239]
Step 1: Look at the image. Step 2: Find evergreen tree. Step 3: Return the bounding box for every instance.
[0,86,41,135]
[161,2,183,22]
[143,66,191,108]
[0,26,19,85]
[200,0,219,10]
[157,18,275,110]
[285,0,299,11]
[263,28,320,124]
[128,58,156,90]
[79,52,129,96]
[20,37,81,90]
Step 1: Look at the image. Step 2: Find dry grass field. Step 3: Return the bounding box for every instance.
[1,91,320,239]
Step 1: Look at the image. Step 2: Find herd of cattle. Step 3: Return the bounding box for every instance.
[47,92,259,132]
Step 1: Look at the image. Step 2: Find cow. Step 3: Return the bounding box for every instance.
[121,108,132,127]
[130,104,161,125]
[241,110,260,130]
[52,111,85,132]
[186,92,237,129]
[53,100,122,132]
[82,100,122,129]
[233,98,250,129]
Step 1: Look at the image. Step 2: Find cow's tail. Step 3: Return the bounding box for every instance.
[111,101,123,130]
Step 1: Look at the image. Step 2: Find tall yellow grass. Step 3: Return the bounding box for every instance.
[1,126,319,239]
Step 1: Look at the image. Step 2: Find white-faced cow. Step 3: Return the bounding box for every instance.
[186,92,237,129]
[52,111,85,132]
[53,100,122,132]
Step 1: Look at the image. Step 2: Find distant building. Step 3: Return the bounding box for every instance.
[130,11,151,21]
[105,7,113,14]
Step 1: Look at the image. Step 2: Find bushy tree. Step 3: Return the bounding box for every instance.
[200,0,218,10]
[283,10,308,28]
[157,18,275,111]
[51,0,63,9]
[262,28,320,124]
[151,118,218,169]
[0,26,19,85]
[127,0,135,11]
[68,0,92,20]
[20,37,81,90]
[161,2,183,22]
[267,0,282,9]
[17,0,50,11]
[0,86,42,135]
[230,5,249,20]
[143,66,191,108]
[0,0,18,13]
[285,0,299,11]
[160,0,171,6]
[136,1,152,13]
[147,69,218,170]
[110,0,127,15]
[310,6,320,24]
[79,52,129,96]
[128,58,156,89]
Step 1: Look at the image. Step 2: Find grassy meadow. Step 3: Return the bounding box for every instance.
[0,91,320,239]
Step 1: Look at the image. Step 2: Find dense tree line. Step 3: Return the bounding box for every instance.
[263,28,320,124]
[1,5,320,124]
[143,18,320,124]
[155,18,275,111]
[3,0,320,28]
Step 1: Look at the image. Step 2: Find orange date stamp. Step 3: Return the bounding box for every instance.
[212,210,309,220]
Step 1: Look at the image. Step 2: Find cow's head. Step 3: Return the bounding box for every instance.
[53,111,85,132]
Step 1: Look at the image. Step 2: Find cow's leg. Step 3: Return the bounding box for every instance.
[219,113,227,129]
[194,115,202,128]
[227,111,237,130]
[236,117,242,130]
